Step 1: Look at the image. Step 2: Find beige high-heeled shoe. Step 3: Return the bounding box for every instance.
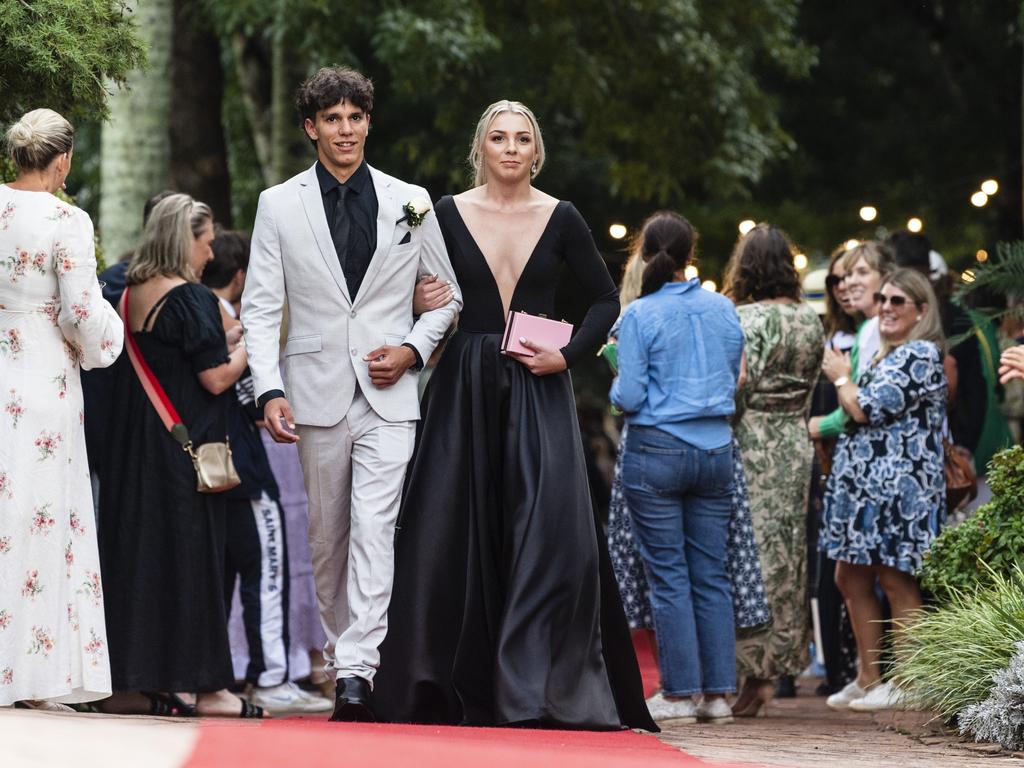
[731,679,774,717]
[15,699,75,712]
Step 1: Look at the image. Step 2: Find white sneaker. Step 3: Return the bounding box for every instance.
[696,696,733,723]
[826,680,867,710]
[645,692,698,724]
[249,681,332,713]
[848,681,907,712]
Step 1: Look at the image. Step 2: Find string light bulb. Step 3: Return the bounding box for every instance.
[971,191,989,208]
[907,217,923,233]
[859,206,877,222]
[738,220,756,235]
[845,239,860,251]
[608,223,627,240]
[701,280,717,292]
[684,265,699,281]
[981,179,999,196]
[976,249,989,262]
[793,253,808,271]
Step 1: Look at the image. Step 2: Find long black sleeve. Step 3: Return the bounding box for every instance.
[558,204,620,367]
[946,301,987,453]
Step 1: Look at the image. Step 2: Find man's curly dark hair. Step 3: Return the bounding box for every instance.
[722,223,803,304]
[295,66,374,130]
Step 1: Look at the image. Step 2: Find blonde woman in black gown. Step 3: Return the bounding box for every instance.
[374,101,654,731]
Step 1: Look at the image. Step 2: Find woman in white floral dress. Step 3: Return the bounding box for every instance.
[0,109,123,709]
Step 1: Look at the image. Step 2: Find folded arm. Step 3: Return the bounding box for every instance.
[402,196,462,365]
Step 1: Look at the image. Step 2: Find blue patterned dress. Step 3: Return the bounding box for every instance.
[822,340,947,574]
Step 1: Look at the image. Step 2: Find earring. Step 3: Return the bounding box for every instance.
[531,160,538,176]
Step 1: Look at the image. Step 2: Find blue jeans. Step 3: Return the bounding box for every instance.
[622,426,736,696]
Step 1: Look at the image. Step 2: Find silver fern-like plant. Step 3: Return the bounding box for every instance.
[959,640,1024,751]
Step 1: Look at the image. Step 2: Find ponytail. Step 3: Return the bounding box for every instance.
[634,211,696,298]
[640,250,676,297]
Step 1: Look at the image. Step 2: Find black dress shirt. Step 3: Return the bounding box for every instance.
[256,161,420,409]
[316,160,378,299]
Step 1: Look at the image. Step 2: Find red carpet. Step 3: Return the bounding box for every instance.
[183,636,736,768]
[184,720,722,768]
[633,629,661,697]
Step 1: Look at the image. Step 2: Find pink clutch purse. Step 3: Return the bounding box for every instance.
[500,311,574,357]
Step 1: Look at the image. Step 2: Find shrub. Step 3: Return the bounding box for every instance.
[920,446,1024,602]
[892,564,1024,718]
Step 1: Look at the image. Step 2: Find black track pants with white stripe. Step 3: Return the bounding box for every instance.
[225,492,291,687]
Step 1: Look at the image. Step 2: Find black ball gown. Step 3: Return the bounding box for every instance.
[373,197,656,731]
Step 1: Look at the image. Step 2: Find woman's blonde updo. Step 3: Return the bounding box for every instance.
[6,109,74,172]
[468,100,546,187]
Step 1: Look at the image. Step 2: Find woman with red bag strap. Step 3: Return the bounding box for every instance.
[95,194,262,718]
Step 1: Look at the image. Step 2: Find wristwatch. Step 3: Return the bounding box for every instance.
[833,375,850,388]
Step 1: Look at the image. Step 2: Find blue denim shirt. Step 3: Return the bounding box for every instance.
[610,279,744,449]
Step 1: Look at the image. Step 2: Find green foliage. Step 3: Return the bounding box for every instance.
[892,564,1024,718]
[957,240,1024,308]
[0,0,146,124]
[743,2,1022,274]
[921,446,1024,602]
[367,0,816,204]
[202,0,813,233]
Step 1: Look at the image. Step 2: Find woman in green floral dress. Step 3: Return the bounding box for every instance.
[723,224,824,716]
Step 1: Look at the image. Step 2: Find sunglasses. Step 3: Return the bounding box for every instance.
[873,292,918,308]
[825,274,844,289]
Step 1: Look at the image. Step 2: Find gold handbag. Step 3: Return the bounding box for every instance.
[187,439,242,494]
[119,288,242,495]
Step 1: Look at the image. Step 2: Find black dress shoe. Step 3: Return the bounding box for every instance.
[330,676,375,722]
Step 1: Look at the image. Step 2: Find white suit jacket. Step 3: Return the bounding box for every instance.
[241,163,462,426]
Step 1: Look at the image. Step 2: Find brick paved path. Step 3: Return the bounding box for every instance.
[656,683,1021,767]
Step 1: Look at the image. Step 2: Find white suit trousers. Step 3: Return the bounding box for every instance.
[296,386,415,684]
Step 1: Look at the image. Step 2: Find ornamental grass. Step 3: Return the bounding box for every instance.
[891,564,1024,718]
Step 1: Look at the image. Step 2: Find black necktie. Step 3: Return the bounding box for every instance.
[330,185,350,278]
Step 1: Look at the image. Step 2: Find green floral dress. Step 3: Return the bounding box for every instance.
[733,301,824,680]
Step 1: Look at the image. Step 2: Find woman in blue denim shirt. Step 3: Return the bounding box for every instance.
[610,211,745,724]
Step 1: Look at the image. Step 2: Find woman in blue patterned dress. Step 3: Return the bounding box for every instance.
[821,268,946,712]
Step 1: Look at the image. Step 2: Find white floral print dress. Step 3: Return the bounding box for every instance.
[0,186,123,704]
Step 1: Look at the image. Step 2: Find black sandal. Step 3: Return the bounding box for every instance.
[142,691,197,717]
[239,698,265,719]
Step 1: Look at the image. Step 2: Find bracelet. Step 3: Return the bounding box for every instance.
[833,375,849,388]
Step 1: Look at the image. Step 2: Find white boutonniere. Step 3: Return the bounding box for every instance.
[401,197,431,228]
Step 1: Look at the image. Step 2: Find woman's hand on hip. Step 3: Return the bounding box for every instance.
[509,338,568,376]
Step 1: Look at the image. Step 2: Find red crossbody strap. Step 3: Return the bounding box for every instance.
[118,288,189,444]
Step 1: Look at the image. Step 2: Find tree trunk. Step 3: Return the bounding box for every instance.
[269,8,312,186]
[98,0,173,260]
[230,32,273,186]
[169,0,231,226]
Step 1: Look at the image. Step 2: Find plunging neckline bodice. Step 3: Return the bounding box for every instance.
[433,195,618,368]
[448,198,562,320]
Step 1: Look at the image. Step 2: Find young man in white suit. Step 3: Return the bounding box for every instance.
[241,66,461,721]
